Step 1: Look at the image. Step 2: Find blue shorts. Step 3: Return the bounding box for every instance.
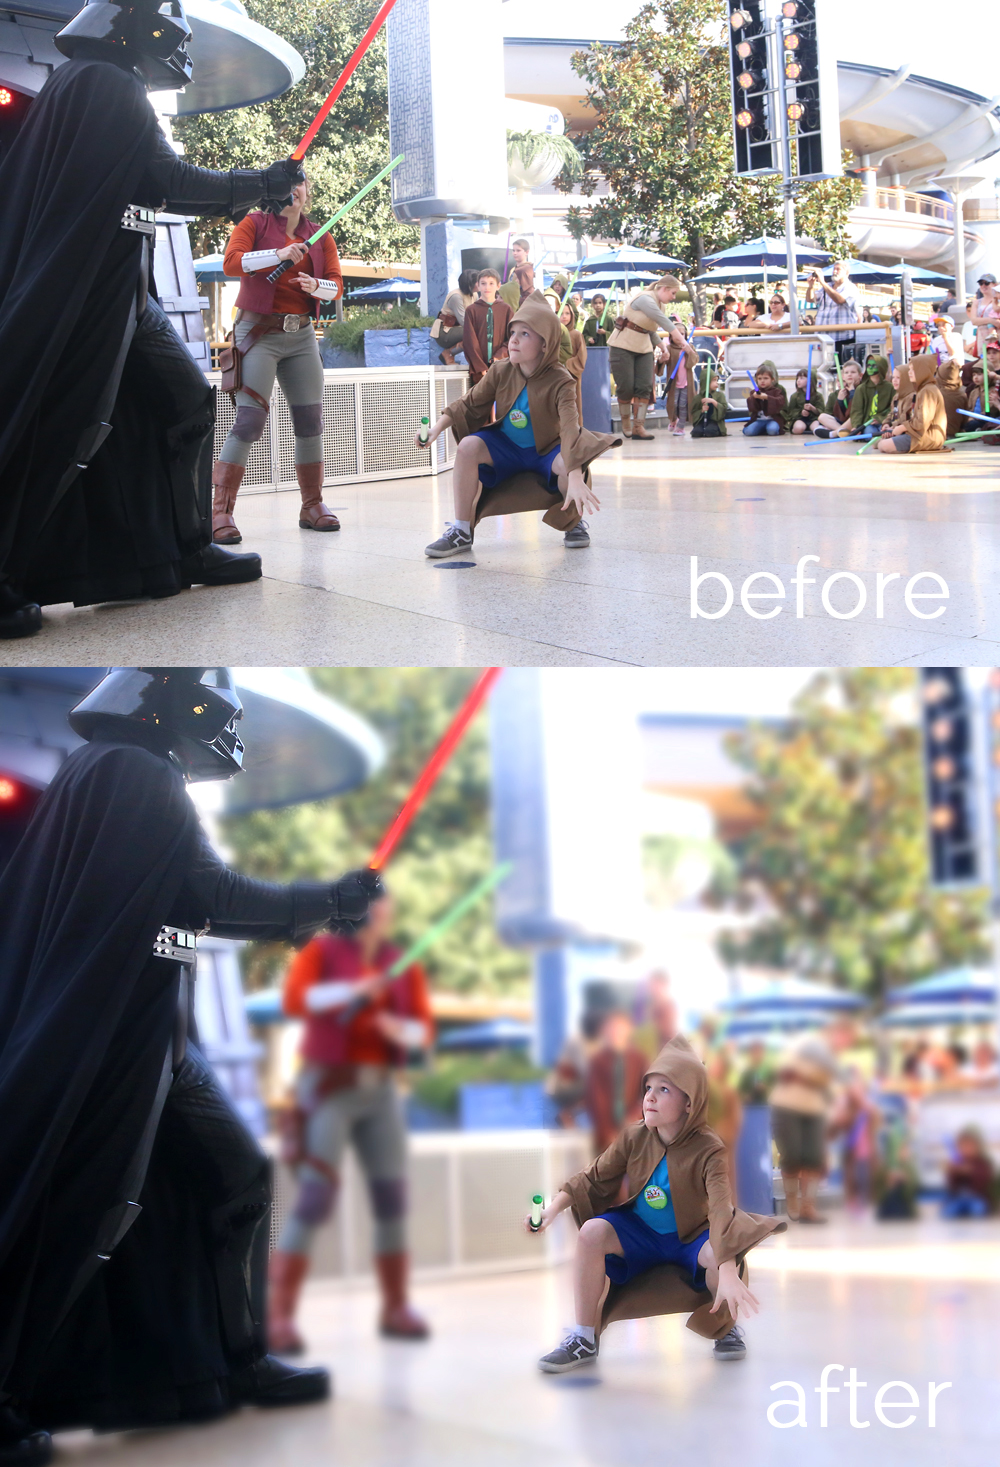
[471,424,560,491]
[599,1208,710,1289]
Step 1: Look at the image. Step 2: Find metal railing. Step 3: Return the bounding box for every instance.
[873,188,953,224]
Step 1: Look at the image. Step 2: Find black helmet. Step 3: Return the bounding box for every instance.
[55,0,194,89]
[69,668,244,782]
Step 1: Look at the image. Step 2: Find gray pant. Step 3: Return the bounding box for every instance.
[278,1069,408,1258]
[609,345,654,400]
[219,314,325,470]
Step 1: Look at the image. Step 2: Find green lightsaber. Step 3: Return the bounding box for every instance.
[266,153,405,282]
[385,861,513,978]
[529,1194,544,1231]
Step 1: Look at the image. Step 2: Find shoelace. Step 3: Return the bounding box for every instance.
[560,1330,594,1352]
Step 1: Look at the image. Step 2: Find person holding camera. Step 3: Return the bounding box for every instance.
[804,261,862,363]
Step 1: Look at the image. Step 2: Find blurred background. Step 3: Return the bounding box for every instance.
[1,664,998,1465]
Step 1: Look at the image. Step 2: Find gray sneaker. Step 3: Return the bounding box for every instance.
[713,1325,746,1361]
[538,1331,599,1374]
[563,520,590,548]
[425,524,473,559]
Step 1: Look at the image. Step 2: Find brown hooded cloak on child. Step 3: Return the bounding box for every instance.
[560,1035,785,1341]
[933,356,966,439]
[441,291,621,532]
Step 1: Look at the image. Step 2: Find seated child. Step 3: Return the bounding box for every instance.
[966,363,1000,443]
[941,1126,995,1218]
[877,359,948,454]
[784,368,822,434]
[935,356,966,438]
[812,359,863,437]
[846,354,893,437]
[529,1035,784,1373]
[742,359,787,436]
[420,291,620,558]
[690,364,729,438]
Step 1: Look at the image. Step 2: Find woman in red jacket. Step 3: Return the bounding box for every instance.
[213,176,343,544]
[268,894,434,1351]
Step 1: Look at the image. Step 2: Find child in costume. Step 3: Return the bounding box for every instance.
[847,355,893,437]
[784,367,822,434]
[941,1125,996,1218]
[665,322,697,437]
[529,1035,784,1373]
[419,291,620,558]
[583,294,611,347]
[934,356,966,438]
[742,359,787,436]
[812,358,862,437]
[966,363,1000,444]
[559,300,588,420]
[876,361,948,454]
[463,268,512,384]
[498,238,535,310]
[690,364,729,438]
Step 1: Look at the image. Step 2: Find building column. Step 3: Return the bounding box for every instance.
[533,947,568,1069]
[952,189,966,300]
[420,220,464,320]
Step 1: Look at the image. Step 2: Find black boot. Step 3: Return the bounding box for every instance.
[0,1407,52,1466]
[0,580,42,640]
[231,1355,330,1409]
[185,542,262,586]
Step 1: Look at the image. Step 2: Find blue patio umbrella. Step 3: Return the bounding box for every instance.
[884,968,996,1007]
[822,260,953,288]
[701,236,832,271]
[719,977,866,1012]
[879,1001,997,1028]
[576,246,688,275]
[348,277,420,304]
[192,253,229,282]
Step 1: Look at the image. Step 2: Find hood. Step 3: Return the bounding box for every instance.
[936,357,962,390]
[756,359,779,385]
[866,354,889,382]
[510,290,564,374]
[643,1034,708,1145]
[794,369,820,398]
[898,354,938,398]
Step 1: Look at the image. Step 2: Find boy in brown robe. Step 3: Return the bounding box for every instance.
[528,1035,784,1372]
[462,269,512,384]
[419,291,620,556]
[498,238,535,310]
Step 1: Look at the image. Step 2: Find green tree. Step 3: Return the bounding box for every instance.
[563,0,860,313]
[220,669,529,996]
[173,0,419,261]
[714,668,988,999]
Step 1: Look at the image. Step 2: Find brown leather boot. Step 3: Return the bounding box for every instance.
[439,348,456,365]
[631,399,654,439]
[297,462,340,531]
[212,461,245,544]
[267,1250,309,1355]
[618,400,632,438]
[782,1172,801,1221]
[375,1252,430,1339]
[798,1170,828,1223]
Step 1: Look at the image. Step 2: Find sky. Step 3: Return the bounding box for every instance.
[500,0,1000,105]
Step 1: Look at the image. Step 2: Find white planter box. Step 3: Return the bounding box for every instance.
[207,364,469,493]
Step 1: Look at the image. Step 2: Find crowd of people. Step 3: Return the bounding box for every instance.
[544,980,1000,1229]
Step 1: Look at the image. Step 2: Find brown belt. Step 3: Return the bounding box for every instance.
[614,316,654,336]
[236,310,313,333]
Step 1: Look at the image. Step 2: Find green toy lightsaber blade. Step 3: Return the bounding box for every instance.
[266,154,404,282]
[384,861,513,978]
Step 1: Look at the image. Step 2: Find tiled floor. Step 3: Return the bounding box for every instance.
[12,434,1000,667]
[54,1210,1000,1467]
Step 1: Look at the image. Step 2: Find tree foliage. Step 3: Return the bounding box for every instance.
[563,0,860,288]
[714,669,988,999]
[220,669,529,997]
[173,0,419,261]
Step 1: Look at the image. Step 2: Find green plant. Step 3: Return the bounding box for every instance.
[323,304,433,354]
[410,1050,545,1118]
[507,129,583,184]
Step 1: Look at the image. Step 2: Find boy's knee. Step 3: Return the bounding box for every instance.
[579,1217,613,1249]
[792,421,805,434]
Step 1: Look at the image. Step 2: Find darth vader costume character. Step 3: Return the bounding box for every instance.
[0,668,384,1465]
[0,0,307,639]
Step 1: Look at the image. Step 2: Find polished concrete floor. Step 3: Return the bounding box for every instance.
[54,1209,1000,1467]
[10,435,1000,667]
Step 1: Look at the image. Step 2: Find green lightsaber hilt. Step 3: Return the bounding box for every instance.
[266,153,405,283]
[530,1194,544,1231]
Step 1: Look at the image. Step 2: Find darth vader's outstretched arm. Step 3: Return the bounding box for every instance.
[170,830,380,943]
[134,128,304,219]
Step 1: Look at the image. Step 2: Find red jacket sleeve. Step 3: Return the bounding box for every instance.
[282,938,325,1018]
[321,234,344,297]
[223,214,258,279]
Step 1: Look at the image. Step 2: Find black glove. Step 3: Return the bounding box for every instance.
[330,867,385,934]
[262,156,307,215]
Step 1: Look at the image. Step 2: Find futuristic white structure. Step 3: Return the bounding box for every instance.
[501,10,1000,289]
[0,0,305,113]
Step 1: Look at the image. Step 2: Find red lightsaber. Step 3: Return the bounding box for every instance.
[291,0,402,162]
[369,667,503,871]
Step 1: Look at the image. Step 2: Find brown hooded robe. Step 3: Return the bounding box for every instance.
[560,1035,785,1341]
[441,291,621,533]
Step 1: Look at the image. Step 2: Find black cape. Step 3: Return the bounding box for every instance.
[0,737,332,1421]
[0,58,242,607]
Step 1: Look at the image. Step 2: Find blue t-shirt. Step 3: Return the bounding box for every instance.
[632,1156,677,1234]
[500,386,533,446]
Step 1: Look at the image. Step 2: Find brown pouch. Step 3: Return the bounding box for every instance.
[277,1103,307,1166]
[219,317,274,404]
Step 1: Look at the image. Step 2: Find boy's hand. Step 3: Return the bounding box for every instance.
[562,469,600,517]
[710,1260,760,1322]
[414,417,445,449]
